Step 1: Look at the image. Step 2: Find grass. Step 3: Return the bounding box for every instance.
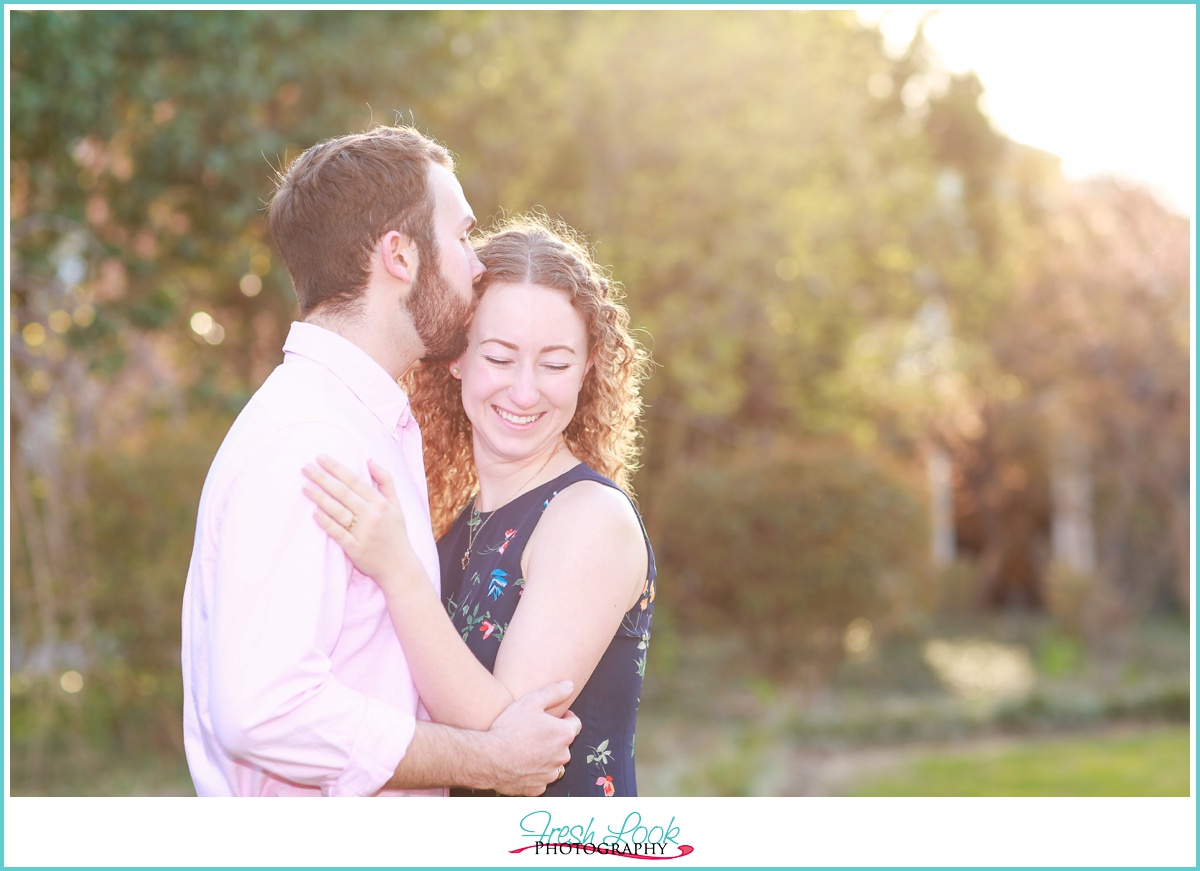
[636,612,1192,796]
[11,752,194,797]
[851,725,1192,796]
[10,613,1191,797]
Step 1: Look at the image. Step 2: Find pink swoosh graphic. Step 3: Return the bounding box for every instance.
[509,843,695,861]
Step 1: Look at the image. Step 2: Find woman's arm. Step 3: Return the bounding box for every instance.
[303,456,647,729]
[304,456,513,730]
[491,481,648,718]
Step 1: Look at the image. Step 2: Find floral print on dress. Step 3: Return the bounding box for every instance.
[587,739,617,796]
[624,605,653,677]
[438,464,655,798]
[640,577,655,610]
[487,568,508,601]
[480,528,518,559]
[456,601,505,643]
[586,738,613,767]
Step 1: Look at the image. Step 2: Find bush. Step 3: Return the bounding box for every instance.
[1042,560,1135,658]
[656,441,929,684]
[10,409,232,794]
[926,558,981,616]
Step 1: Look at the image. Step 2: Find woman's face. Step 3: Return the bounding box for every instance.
[455,281,590,465]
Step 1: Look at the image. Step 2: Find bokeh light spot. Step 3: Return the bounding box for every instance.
[923,638,1036,701]
[844,618,874,654]
[48,310,73,334]
[190,311,214,336]
[239,274,262,297]
[22,322,46,347]
[73,304,96,328]
[478,66,501,89]
[775,257,801,282]
[29,370,52,394]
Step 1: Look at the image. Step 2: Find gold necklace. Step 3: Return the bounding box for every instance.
[462,443,564,571]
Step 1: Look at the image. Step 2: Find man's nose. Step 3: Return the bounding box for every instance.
[470,247,485,283]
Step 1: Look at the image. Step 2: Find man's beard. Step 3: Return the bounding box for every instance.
[407,241,472,362]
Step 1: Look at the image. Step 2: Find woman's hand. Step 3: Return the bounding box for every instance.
[302,455,422,592]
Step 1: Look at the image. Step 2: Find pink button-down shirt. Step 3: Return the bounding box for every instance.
[182,322,443,796]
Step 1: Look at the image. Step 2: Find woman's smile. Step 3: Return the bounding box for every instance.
[494,406,545,427]
[456,280,590,465]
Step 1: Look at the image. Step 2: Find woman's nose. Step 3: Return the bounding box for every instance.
[508,366,540,408]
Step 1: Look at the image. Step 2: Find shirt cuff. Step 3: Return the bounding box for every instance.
[326,696,415,797]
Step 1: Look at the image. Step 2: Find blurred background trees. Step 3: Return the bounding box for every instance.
[8,9,1190,795]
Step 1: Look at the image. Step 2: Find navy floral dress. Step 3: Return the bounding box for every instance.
[438,463,656,797]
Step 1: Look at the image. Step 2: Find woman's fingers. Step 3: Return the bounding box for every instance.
[301,465,360,523]
[302,456,420,583]
[367,459,400,504]
[302,461,354,502]
[303,456,406,548]
[302,484,357,530]
[315,454,374,499]
[312,507,351,543]
[303,457,373,514]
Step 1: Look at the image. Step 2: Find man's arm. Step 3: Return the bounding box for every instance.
[384,681,581,795]
[207,423,414,796]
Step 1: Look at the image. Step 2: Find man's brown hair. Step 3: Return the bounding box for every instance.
[268,125,454,318]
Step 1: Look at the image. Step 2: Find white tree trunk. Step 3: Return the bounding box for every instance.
[926,443,955,566]
[1051,434,1096,574]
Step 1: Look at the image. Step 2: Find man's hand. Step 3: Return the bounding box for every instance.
[485,680,581,796]
[385,680,582,793]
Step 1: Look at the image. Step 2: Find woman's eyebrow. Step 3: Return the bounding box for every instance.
[479,338,578,355]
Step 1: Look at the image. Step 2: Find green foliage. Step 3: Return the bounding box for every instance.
[10,410,233,795]
[1042,561,1103,637]
[636,617,1190,795]
[1036,630,1085,678]
[925,557,982,616]
[656,442,929,682]
[430,10,943,437]
[676,722,777,797]
[85,411,233,668]
[8,9,1190,796]
[851,726,1191,797]
[10,671,191,795]
[11,10,448,399]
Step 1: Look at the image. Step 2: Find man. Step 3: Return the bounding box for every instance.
[182,126,579,796]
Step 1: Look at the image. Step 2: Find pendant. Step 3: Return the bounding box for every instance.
[462,549,470,571]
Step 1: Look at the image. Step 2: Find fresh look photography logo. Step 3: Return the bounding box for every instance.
[510,810,694,860]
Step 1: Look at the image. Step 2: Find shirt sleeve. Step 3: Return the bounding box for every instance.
[205,420,413,796]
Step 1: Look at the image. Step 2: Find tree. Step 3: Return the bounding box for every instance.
[8,9,450,790]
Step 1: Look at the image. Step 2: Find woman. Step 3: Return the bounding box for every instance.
[304,215,655,797]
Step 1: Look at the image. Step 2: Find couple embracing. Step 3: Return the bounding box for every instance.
[181,126,655,798]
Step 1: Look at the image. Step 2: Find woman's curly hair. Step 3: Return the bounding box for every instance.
[403,213,653,538]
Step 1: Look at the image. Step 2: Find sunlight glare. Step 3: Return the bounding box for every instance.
[860,6,1195,216]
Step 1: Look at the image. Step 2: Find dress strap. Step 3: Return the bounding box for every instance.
[541,464,657,582]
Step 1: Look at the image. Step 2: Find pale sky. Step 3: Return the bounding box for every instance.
[859,5,1196,217]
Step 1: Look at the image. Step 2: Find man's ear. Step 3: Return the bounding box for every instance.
[380,230,418,285]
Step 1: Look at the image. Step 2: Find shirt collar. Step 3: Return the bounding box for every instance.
[282,321,413,431]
